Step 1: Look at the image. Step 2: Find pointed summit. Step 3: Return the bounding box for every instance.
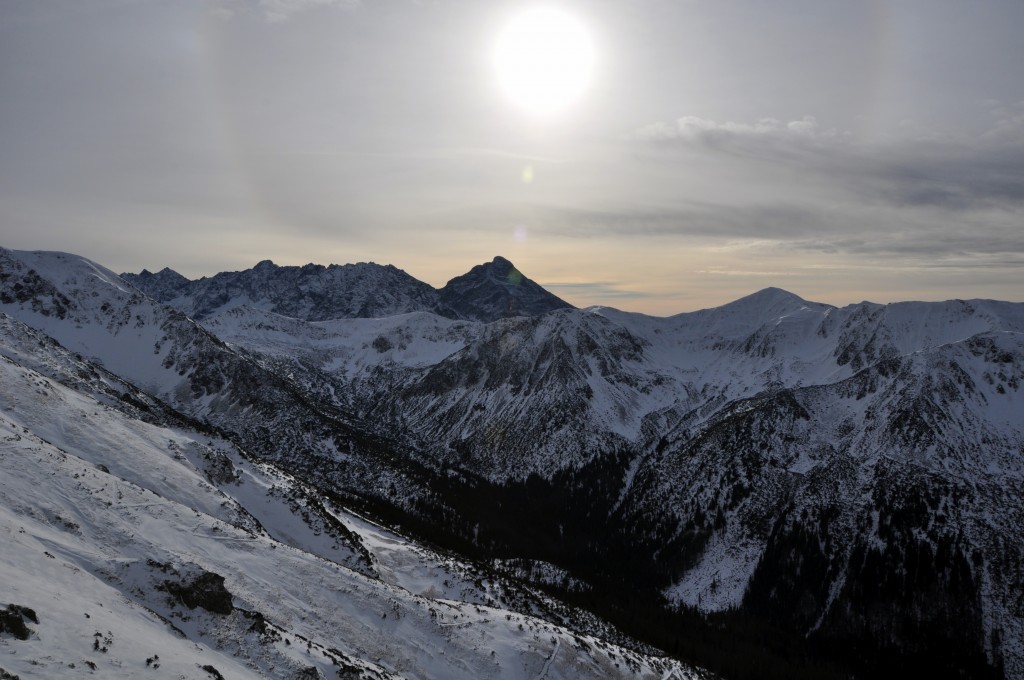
[121,266,190,300]
[438,256,573,323]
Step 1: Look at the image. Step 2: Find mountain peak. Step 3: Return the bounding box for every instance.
[749,286,805,301]
[439,257,572,322]
[476,256,524,285]
[722,287,824,312]
[121,266,190,300]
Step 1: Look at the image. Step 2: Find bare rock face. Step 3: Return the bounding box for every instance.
[0,605,38,640]
[161,571,234,616]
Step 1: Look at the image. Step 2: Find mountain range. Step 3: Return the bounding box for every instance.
[122,255,572,323]
[2,246,1022,680]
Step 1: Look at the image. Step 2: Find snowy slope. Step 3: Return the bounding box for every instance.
[0,312,701,679]
[615,325,1024,676]
[0,248,443,524]
[198,306,481,381]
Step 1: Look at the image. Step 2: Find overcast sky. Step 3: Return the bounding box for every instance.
[2,0,1022,314]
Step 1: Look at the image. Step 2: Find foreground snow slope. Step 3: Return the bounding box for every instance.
[0,319,701,679]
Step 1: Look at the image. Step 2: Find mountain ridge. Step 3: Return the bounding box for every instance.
[122,254,573,324]
[5,245,1024,679]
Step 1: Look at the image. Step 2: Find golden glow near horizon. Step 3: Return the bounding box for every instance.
[493,7,595,116]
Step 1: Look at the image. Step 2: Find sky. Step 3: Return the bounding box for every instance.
[1,0,1022,315]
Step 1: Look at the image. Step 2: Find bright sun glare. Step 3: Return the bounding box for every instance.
[493,7,595,116]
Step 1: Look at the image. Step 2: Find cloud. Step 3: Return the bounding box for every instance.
[981,100,1024,144]
[793,225,1024,259]
[535,202,830,242]
[543,281,656,301]
[540,196,1023,265]
[265,0,360,21]
[628,111,1024,220]
[839,141,1024,213]
[518,110,1024,271]
[630,115,846,150]
[214,0,361,22]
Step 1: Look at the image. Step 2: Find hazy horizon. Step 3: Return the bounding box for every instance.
[2,0,1022,315]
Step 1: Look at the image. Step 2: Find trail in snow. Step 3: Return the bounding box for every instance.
[535,636,560,679]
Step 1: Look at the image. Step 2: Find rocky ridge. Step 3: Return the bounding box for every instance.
[123,255,572,324]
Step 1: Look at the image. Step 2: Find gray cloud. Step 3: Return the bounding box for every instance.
[543,281,656,301]
[981,100,1024,144]
[263,0,359,22]
[533,202,831,242]
[614,111,1024,265]
[632,113,1024,213]
[853,144,1024,212]
[214,0,361,22]
[631,115,845,147]
[793,227,1024,259]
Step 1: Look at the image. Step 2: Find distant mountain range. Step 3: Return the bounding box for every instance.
[3,246,1022,680]
[122,255,572,323]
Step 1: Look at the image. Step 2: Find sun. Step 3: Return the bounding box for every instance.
[493,7,595,117]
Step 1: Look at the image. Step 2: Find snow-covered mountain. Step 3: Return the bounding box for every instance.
[437,255,573,322]
[5,246,1024,679]
[119,266,190,301]
[0,250,700,679]
[122,259,444,322]
[122,255,572,324]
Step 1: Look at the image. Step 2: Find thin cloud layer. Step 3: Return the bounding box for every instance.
[631,115,843,146]
[544,281,656,302]
[616,112,1024,264]
[214,0,361,22]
